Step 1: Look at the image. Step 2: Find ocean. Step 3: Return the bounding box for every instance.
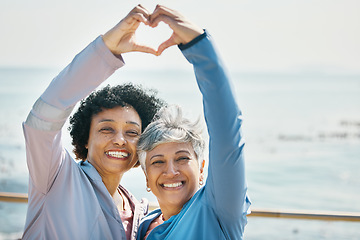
[0,67,359,239]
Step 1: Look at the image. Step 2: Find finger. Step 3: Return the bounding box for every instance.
[157,37,177,56]
[135,4,150,15]
[128,12,150,26]
[150,10,204,44]
[134,46,158,56]
[128,5,151,25]
[150,14,174,29]
[131,4,151,17]
[150,4,178,22]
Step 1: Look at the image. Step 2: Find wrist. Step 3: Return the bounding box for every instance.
[178,29,207,51]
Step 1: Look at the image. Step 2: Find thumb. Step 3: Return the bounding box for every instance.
[133,43,158,55]
[156,35,177,55]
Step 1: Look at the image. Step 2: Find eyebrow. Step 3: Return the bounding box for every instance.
[175,150,191,155]
[149,150,191,161]
[150,154,164,161]
[98,119,140,127]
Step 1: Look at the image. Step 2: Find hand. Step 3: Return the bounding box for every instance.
[150,5,204,55]
[103,5,158,55]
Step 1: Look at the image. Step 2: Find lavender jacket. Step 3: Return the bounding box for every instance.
[22,36,147,240]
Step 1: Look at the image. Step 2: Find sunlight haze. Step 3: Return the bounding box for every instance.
[1,0,359,74]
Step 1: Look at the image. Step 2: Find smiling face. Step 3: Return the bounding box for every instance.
[86,106,142,179]
[145,142,203,216]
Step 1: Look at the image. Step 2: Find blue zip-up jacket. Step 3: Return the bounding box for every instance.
[137,31,251,240]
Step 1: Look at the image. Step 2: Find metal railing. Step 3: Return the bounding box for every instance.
[1,192,360,222]
[0,192,28,203]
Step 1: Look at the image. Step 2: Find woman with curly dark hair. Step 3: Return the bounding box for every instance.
[22,5,164,240]
[69,83,163,165]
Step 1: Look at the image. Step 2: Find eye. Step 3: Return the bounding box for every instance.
[151,160,165,165]
[126,130,140,137]
[176,156,190,163]
[99,127,114,133]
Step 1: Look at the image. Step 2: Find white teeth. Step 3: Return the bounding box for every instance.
[163,182,183,188]
[107,151,129,158]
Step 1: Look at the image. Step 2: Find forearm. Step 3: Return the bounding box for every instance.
[27,36,125,131]
[181,32,248,219]
[181,31,242,151]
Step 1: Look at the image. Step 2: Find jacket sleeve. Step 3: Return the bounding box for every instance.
[180,31,250,232]
[23,36,125,194]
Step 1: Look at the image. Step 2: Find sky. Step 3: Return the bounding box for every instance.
[0,0,360,74]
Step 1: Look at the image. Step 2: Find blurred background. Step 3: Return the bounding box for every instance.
[1,0,359,239]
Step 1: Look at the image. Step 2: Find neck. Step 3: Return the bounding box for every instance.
[158,203,182,221]
[87,160,124,196]
[101,174,123,196]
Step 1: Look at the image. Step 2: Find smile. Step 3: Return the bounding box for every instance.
[161,182,184,188]
[106,150,129,159]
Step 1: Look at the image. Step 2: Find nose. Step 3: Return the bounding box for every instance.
[163,161,179,177]
[113,131,126,146]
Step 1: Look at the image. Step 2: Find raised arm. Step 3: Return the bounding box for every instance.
[150,5,250,236]
[23,5,156,194]
[181,33,250,228]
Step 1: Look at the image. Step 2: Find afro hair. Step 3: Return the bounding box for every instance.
[68,83,165,163]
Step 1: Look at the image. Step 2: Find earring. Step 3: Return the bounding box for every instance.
[146,187,151,192]
[199,179,204,186]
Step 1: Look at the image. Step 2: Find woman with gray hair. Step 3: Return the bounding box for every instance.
[138,105,205,172]
[136,5,251,240]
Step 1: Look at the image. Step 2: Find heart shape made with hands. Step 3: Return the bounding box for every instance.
[135,22,173,53]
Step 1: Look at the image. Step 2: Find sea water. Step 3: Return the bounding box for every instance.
[0,67,359,239]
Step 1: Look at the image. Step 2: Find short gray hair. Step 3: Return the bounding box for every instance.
[137,105,205,172]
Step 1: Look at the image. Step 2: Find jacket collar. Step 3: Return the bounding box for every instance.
[79,160,102,182]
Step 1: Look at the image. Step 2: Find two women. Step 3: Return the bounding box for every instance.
[136,6,251,240]
[23,4,250,239]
